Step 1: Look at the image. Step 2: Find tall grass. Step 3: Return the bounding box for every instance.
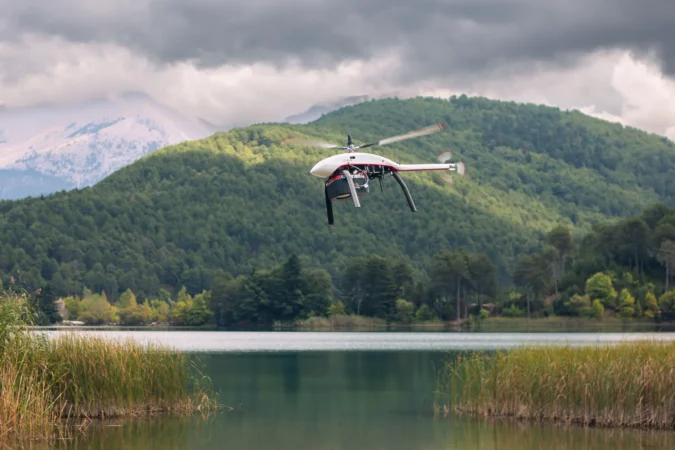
[0,290,218,442]
[436,341,675,429]
[292,314,387,330]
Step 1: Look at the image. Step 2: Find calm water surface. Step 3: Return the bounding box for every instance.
[43,331,675,449]
[41,329,675,352]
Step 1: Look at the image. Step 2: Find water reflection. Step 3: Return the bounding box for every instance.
[40,414,675,450]
[443,418,675,450]
[40,330,675,352]
[33,350,675,450]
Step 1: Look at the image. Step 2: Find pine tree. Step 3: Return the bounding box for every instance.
[33,284,61,325]
[281,254,306,320]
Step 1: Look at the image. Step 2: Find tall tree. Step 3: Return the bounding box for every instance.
[429,252,454,320]
[657,240,675,292]
[430,249,470,321]
[585,272,618,310]
[361,255,398,320]
[281,254,307,320]
[468,252,497,310]
[232,272,269,324]
[545,225,574,281]
[32,284,61,325]
[618,218,650,275]
[303,267,333,317]
[541,245,560,298]
[341,258,366,315]
[513,253,552,318]
[392,261,415,301]
[209,274,239,326]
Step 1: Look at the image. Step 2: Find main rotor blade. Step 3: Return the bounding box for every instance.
[284,137,346,149]
[356,123,447,149]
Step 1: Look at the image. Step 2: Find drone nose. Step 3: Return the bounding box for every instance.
[310,162,321,176]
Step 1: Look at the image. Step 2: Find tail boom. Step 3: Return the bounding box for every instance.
[395,163,451,172]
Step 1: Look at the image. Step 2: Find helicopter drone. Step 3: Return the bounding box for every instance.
[291,122,465,224]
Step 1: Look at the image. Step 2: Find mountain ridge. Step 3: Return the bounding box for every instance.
[0,93,217,199]
[0,95,674,300]
[283,95,371,124]
[0,92,377,201]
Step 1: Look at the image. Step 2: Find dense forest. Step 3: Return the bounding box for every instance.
[11,203,675,326]
[1,95,675,317]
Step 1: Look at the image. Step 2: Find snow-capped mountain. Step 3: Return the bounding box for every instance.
[0,93,216,200]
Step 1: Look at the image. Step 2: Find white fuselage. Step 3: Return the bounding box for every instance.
[309,152,399,178]
[310,152,453,178]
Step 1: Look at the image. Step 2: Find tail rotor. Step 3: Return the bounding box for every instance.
[436,150,466,184]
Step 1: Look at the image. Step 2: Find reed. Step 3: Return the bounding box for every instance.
[436,341,675,430]
[293,314,387,330]
[0,290,218,442]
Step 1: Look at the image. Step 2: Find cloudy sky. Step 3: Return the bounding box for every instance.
[1,0,675,138]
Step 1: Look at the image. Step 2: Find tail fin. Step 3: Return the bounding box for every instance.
[347,134,353,146]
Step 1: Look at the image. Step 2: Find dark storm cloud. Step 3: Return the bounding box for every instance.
[4,0,675,79]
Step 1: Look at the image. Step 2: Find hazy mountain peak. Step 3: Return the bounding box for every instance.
[0,94,216,199]
[284,95,370,124]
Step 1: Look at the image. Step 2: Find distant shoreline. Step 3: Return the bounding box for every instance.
[32,315,675,333]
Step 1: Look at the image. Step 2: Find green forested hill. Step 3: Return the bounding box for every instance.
[315,96,675,220]
[1,95,674,302]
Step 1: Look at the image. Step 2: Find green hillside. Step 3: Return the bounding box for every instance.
[1,95,674,302]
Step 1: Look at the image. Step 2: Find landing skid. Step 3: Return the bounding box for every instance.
[324,164,417,225]
[325,187,334,225]
[391,171,416,212]
[342,169,361,208]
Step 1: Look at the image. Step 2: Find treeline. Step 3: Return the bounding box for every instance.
[0,148,535,300]
[502,202,675,320]
[549,203,675,320]
[10,203,675,326]
[3,95,675,304]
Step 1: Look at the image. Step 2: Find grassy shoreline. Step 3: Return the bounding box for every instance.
[285,314,673,332]
[435,341,675,430]
[37,314,675,333]
[0,291,218,443]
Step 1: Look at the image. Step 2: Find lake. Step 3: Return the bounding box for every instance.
[41,330,675,449]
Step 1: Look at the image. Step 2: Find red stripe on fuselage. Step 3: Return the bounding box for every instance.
[326,163,447,178]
